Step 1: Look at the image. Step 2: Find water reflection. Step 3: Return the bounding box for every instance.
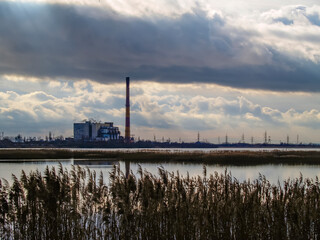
[1,160,320,185]
[125,161,130,178]
[74,159,117,167]
[123,163,320,184]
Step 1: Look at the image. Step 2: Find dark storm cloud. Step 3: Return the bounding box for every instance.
[131,61,320,92]
[0,1,320,91]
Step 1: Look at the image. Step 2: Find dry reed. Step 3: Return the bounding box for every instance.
[1,164,320,239]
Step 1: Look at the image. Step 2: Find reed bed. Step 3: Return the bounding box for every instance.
[1,149,320,165]
[1,164,320,239]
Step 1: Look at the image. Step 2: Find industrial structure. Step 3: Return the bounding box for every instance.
[74,121,120,141]
[73,77,131,143]
[125,77,131,143]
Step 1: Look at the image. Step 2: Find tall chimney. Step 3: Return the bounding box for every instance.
[125,77,130,142]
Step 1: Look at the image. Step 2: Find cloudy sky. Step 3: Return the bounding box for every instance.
[0,0,320,143]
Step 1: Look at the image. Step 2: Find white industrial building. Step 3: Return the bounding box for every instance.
[74,121,120,141]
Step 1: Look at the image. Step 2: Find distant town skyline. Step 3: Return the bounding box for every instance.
[0,0,320,143]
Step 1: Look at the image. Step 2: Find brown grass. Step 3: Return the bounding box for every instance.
[1,164,320,239]
[1,149,320,165]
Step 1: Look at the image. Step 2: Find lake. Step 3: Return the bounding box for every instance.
[1,159,320,185]
[1,148,320,185]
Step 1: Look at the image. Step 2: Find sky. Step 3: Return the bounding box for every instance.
[0,0,320,143]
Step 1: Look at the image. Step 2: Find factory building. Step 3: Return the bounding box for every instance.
[74,121,120,141]
[74,122,91,140]
[97,126,120,141]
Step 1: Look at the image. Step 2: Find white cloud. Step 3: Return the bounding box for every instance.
[236,5,320,63]
[0,77,319,142]
[1,1,320,143]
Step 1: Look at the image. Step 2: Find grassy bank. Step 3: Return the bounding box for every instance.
[1,148,320,165]
[1,165,320,239]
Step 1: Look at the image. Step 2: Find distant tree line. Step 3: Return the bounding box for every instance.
[0,138,319,149]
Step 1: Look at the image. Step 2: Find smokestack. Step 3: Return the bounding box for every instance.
[125,77,130,143]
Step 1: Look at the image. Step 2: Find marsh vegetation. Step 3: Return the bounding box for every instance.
[1,164,320,239]
[1,148,320,165]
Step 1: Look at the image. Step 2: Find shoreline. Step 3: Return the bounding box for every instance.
[1,148,320,165]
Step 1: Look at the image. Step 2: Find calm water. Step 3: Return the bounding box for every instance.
[1,148,320,184]
[1,160,320,185]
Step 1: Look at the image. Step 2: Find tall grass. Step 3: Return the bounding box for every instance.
[1,164,320,239]
[2,149,320,165]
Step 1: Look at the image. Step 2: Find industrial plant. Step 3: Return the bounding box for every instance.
[1,76,319,148]
[125,77,131,143]
[73,77,131,142]
[73,121,120,141]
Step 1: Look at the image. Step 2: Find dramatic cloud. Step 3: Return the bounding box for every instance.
[0,1,320,91]
[1,1,320,142]
[1,78,319,142]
